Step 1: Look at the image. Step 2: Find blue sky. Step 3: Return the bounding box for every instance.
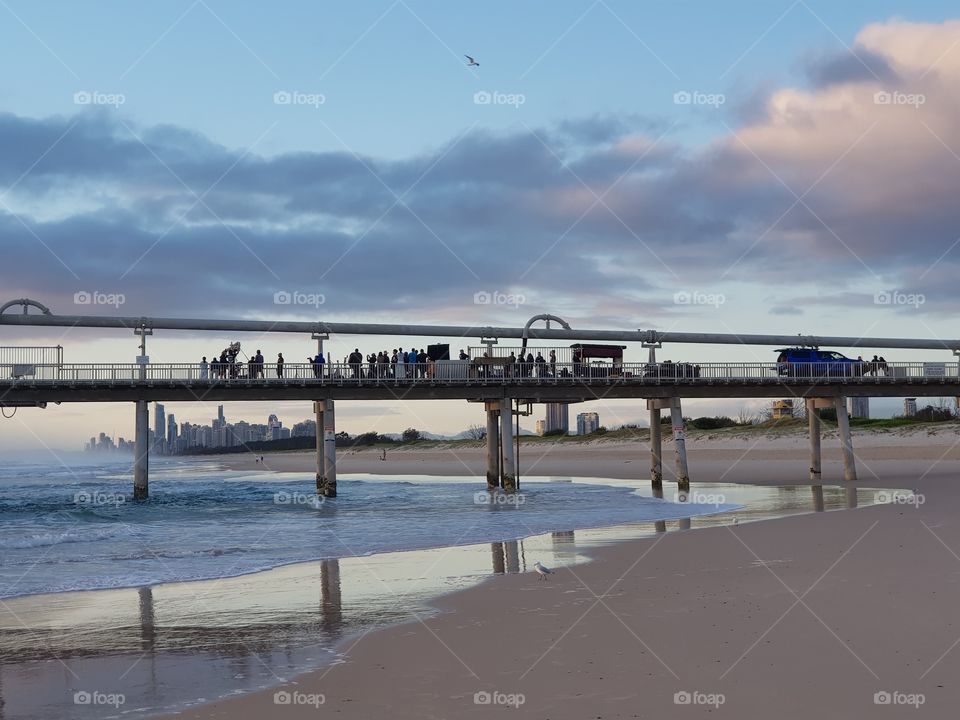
[3,1,960,447]
[3,0,954,156]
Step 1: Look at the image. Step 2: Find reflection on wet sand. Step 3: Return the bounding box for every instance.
[490,540,524,574]
[0,481,896,719]
[812,485,825,512]
[845,485,858,509]
[320,559,342,634]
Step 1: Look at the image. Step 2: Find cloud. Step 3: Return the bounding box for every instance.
[5,18,960,328]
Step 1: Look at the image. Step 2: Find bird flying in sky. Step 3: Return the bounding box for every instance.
[465,55,479,67]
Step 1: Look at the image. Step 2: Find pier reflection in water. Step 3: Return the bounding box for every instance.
[0,481,891,720]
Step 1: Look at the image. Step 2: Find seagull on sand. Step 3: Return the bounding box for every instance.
[465,54,480,67]
[534,561,554,580]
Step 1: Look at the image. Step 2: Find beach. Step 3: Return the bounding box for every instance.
[155,426,960,719]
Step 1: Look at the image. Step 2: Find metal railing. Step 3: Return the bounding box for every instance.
[4,361,960,385]
[0,345,63,379]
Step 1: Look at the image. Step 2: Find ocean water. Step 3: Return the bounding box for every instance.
[0,457,892,719]
[0,456,739,600]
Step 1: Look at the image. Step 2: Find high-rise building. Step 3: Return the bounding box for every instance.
[167,414,177,450]
[848,397,870,419]
[292,419,317,437]
[904,398,918,416]
[535,419,546,436]
[576,412,600,435]
[267,414,283,441]
[545,403,569,434]
[155,403,166,444]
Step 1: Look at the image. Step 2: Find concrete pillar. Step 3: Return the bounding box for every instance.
[134,400,149,500]
[316,400,337,497]
[485,402,500,489]
[834,396,858,482]
[669,398,690,489]
[500,398,516,492]
[806,398,822,482]
[649,407,663,489]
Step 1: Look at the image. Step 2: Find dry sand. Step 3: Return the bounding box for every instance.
[167,428,960,718]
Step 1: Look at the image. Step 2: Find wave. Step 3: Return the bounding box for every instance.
[0,525,128,550]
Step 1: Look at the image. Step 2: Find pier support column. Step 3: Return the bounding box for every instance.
[315,400,337,497]
[806,398,822,482]
[834,396,858,482]
[500,398,516,492]
[669,398,690,490]
[646,400,664,489]
[485,402,500,489]
[133,400,149,500]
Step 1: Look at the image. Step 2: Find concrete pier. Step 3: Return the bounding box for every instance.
[485,402,500,489]
[133,400,149,500]
[315,399,337,497]
[648,404,663,489]
[834,396,858,482]
[669,398,690,489]
[806,398,822,482]
[500,398,516,492]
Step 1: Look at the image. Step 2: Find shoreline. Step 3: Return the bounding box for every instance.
[7,435,960,718]
[163,438,960,719]
[4,478,884,719]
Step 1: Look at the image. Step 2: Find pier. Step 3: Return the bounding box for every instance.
[4,299,960,498]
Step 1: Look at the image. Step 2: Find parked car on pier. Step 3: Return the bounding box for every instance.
[775,348,863,378]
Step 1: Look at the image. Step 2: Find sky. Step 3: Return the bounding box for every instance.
[3,1,960,449]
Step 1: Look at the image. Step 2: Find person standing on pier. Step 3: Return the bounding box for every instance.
[549,349,557,377]
[396,348,406,380]
[199,356,208,380]
[276,353,284,378]
[255,349,265,378]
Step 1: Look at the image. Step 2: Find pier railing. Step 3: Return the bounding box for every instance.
[6,361,959,385]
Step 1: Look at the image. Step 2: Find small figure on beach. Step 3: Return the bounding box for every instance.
[534,561,554,581]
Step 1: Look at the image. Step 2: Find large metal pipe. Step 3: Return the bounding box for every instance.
[3,307,960,350]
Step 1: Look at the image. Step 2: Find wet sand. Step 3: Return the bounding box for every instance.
[163,430,960,718]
